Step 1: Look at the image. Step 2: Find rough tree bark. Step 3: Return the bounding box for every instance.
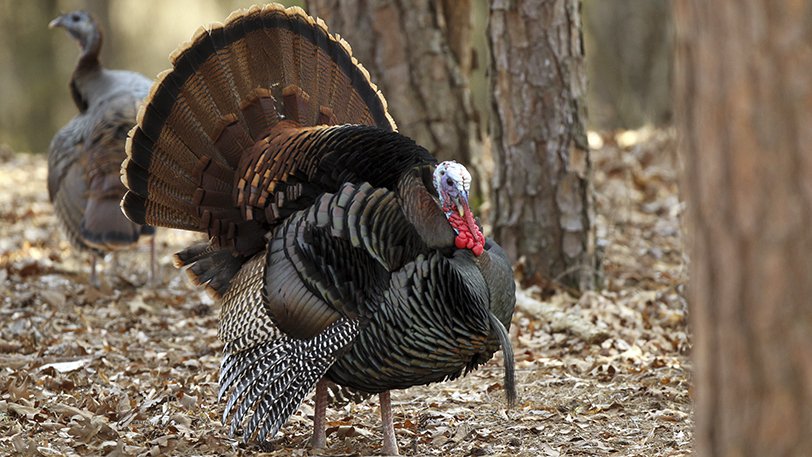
[489,0,594,291]
[305,0,483,196]
[675,2,812,456]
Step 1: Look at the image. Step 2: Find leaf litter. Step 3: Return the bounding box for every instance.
[0,128,690,456]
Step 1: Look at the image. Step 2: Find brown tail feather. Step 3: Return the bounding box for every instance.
[122,4,395,232]
[174,242,243,298]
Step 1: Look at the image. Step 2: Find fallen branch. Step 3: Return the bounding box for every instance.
[515,286,609,344]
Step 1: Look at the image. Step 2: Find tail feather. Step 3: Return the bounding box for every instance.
[239,88,284,141]
[125,120,201,188]
[220,318,360,444]
[120,191,199,231]
[122,4,396,234]
[174,241,244,297]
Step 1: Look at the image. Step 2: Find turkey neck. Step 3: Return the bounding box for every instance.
[397,167,457,250]
[76,24,102,74]
[71,24,102,111]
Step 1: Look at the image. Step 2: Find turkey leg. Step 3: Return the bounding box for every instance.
[148,234,156,285]
[89,255,99,288]
[310,379,328,448]
[380,391,398,455]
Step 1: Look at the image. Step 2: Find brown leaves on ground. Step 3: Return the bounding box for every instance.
[0,129,690,456]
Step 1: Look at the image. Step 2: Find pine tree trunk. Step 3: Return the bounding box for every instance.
[675,2,812,455]
[305,0,485,202]
[488,0,594,291]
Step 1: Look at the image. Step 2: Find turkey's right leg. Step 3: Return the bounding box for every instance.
[310,378,328,448]
[380,390,399,455]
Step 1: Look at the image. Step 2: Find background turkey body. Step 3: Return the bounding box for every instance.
[48,11,155,286]
[120,4,515,455]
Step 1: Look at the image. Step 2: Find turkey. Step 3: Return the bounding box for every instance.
[120,4,516,455]
[48,10,155,285]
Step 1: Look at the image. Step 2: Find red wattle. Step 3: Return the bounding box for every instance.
[447,203,486,257]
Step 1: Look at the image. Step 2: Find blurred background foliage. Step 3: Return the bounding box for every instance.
[0,0,671,154]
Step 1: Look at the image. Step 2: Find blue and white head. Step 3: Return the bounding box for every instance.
[432,161,484,256]
[433,161,471,217]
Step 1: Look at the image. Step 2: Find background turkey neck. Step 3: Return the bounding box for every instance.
[74,19,102,81]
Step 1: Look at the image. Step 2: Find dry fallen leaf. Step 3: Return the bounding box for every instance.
[39,358,91,373]
[7,401,39,419]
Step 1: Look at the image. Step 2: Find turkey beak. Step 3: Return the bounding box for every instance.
[457,190,470,217]
[49,16,64,29]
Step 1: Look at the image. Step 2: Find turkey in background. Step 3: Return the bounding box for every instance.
[121,4,516,455]
[48,10,156,286]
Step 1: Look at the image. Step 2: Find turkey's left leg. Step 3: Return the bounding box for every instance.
[310,378,328,448]
[148,234,156,285]
[89,255,99,288]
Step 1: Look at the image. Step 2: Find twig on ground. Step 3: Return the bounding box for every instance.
[515,286,609,344]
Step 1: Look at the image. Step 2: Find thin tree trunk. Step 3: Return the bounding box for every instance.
[305,0,483,197]
[583,0,673,129]
[488,0,594,291]
[675,2,812,456]
[439,0,473,76]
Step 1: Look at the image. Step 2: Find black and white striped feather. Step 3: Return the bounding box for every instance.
[219,318,360,443]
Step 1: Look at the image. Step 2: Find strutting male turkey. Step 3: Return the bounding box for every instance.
[120,4,516,455]
[48,10,155,286]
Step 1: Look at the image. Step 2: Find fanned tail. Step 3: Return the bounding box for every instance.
[218,318,359,443]
[121,4,395,235]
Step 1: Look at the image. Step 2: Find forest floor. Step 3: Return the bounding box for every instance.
[0,128,691,457]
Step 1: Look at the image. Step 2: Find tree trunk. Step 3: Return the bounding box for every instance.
[0,0,60,153]
[582,0,673,129]
[675,2,812,456]
[488,0,594,291]
[439,0,473,76]
[304,0,484,198]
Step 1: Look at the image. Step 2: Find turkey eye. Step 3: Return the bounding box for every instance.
[446,177,453,186]
[71,13,80,22]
